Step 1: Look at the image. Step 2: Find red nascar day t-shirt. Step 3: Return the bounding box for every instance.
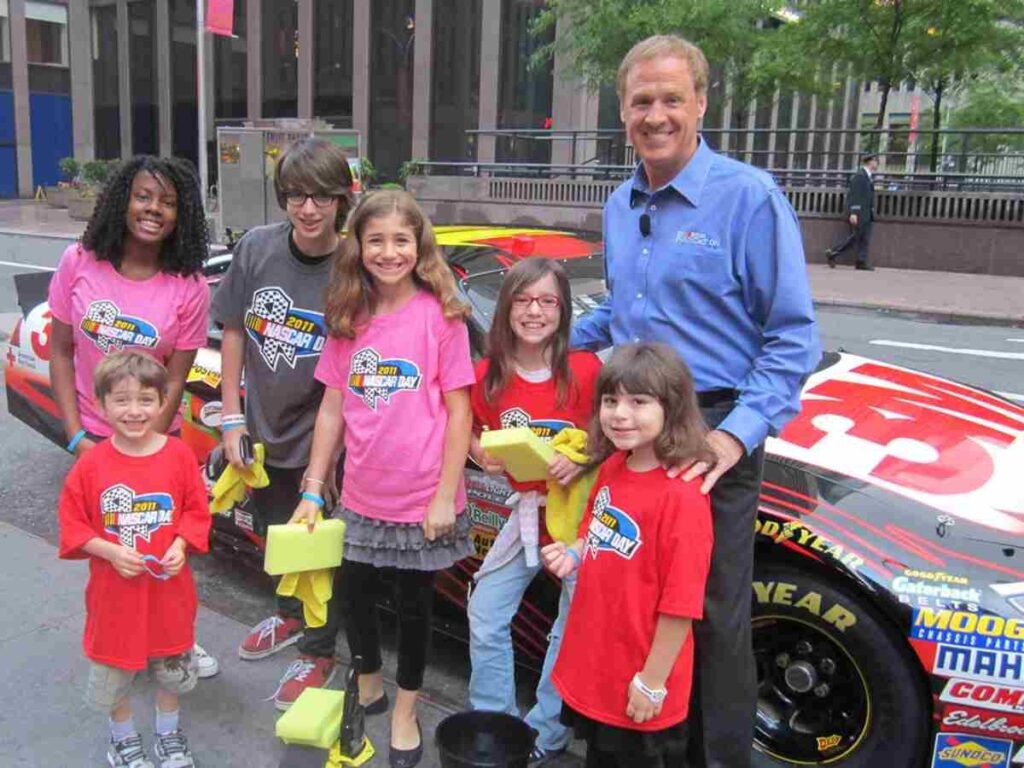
[58,437,211,670]
[552,451,713,731]
[471,350,601,542]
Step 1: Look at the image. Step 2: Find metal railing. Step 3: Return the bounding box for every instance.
[455,127,1024,192]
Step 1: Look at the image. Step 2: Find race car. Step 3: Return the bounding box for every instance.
[5,226,1024,768]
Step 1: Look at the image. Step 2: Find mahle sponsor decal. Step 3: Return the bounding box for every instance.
[914,608,1024,652]
[941,680,1024,715]
[934,645,1024,686]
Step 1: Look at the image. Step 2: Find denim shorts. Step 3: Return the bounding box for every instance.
[85,651,198,710]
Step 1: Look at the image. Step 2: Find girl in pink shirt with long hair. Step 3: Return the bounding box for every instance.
[292,189,475,768]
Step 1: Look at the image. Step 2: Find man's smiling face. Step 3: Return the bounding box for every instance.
[620,55,707,188]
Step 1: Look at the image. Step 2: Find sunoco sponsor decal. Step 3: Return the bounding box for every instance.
[931,732,1011,767]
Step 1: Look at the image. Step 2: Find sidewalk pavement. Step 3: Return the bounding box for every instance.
[0,520,462,767]
[806,263,1024,327]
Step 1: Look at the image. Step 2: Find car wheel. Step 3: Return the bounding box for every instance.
[751,563,928,767]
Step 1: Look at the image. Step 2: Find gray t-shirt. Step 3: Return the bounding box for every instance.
[212,221,331,468]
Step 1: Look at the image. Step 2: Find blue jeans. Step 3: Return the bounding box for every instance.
[468,549,576,752]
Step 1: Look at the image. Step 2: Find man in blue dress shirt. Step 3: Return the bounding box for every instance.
[571,35,821,768]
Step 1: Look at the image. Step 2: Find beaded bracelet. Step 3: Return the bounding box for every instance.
[301,492,325,508]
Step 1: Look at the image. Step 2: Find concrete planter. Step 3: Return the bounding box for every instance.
[67,194,97,221]
[45,186,68,208]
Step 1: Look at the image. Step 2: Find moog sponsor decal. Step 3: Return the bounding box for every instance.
[914,609,1024,652]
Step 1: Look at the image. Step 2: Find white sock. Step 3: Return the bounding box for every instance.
[155,707,180,735]
[109,716,136,743]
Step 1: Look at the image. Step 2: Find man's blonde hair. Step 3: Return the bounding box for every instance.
[616,35,709,100]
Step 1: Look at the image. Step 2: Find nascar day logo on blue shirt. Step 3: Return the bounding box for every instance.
[499,407,572,441]
[348,347,422,410]
[585,486,643,560]
[80,300,160,353]
[101,484,174,549]
[931,732,1011,768]
[245,287,327,371]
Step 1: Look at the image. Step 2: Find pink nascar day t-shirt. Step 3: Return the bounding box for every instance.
[47,243,211,437]
[315,290,475,524]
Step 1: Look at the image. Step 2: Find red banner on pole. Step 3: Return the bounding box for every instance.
[206,0,234,37]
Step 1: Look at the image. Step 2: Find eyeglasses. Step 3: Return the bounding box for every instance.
[284,191,336,208]
[512,294,560,310]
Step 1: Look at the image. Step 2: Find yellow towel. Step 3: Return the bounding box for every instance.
[545,429,597,544]
[209,442,270,514]
[277,568,334,628]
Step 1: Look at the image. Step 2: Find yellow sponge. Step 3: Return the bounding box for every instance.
[264,519,345,576]
[480,427,555,483]
[275,687,345,749]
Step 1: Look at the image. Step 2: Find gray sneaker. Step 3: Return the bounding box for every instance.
[153,730,196,768]
[107,734,155,768]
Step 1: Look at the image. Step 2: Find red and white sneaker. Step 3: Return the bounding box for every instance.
[272,655,337,711]
[238,615,304,660]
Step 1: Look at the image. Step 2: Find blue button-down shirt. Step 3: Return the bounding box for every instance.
[571,138,821,452]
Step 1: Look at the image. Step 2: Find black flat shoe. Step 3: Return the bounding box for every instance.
[389,719,423,768]
[856,264,875,271]
[363,691,389,716]
[825,250,836,268]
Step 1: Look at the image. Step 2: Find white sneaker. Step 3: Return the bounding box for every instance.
[193,643,219,678]
[107,733,154,768]
[153,729,196,768]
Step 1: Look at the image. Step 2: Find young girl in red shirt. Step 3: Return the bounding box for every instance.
[543,342,714,767]
[467,257,601,763]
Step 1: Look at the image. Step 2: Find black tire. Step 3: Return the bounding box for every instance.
[751,563,928,767]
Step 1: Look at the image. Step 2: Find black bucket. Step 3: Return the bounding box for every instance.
[436,711,534,768]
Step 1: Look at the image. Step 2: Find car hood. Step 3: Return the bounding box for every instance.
[770,352,1024,549]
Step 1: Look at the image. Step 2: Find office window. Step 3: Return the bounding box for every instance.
[369,0,414,180]
[91,3,120,158]
[129,0,158,155]
[26,1,67,66]
[430,0,479,162]
[170,0,197,165]
[496,0,552,163]
[314,0,352,125]
[214,0,246,120]
[262,0,297,118]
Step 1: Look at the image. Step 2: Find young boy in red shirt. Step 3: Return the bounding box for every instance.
[59,351,211,768]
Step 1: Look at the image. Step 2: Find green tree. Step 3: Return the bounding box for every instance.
[774,0,1024,160]
[531,0,814,118]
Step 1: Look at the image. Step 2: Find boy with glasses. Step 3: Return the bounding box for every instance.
[211,138,354,708]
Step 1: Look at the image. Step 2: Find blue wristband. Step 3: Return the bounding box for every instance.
[221,423,245,432]
[301,492,325,508]
[567,548,582,568]
[66,429,87,453]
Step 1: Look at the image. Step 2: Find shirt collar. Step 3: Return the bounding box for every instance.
[629,136,714,207]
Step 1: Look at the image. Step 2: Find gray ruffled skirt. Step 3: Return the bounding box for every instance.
[339,507,475,571]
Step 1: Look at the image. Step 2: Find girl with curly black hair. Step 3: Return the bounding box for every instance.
[48,156,218,692]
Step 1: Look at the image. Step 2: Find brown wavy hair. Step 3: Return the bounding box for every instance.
[483,257,574,407]
[588,343,713,466]
[324,189,469,338]
[273,137,354,231]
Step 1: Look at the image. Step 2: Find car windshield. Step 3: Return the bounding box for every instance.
[459,255,608,329]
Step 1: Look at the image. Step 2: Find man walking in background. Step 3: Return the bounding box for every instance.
[827,153,878,270]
